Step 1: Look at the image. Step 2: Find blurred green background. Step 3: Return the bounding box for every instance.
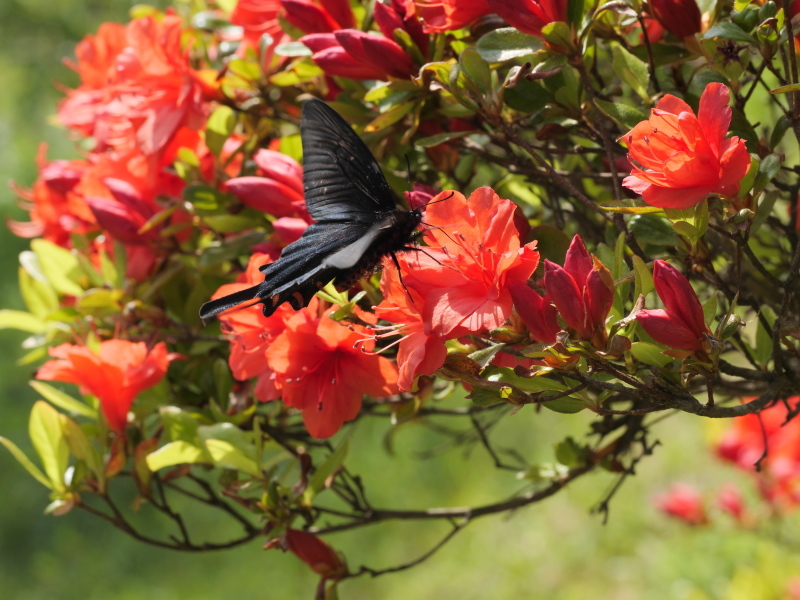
[1,1,798,598]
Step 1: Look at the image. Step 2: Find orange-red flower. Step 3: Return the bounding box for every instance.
[405,0,493,33]
[636,260,711,354]
[36,340,176,433]
[654,483,709,525]
[622,83,751,209]
[213,254,294,401]
[375,258,447,391]
[265,309,399,438]
[417,187,540,337]
[59,15,214,155]
[717,398,800,510]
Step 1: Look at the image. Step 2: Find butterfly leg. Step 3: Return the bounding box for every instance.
[389,251,414,304]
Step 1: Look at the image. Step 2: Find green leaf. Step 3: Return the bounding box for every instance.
[475,27,544,62]
[504,76,551,113]
[770,83,800,95]
[160,406,203,444]
[364,101,415,133]
[0,309,46,333]
[146,441,210,471]
[770,115,790,150]
[31,239,84,297]
[629,214,680,246]
[204,440,262,477]
[629,342,673,367]
[29,401,69,492]
[274,41,312,57]
[611,44,649,100]
[703,22,756,43]
[702,293,717,326]
[305,439,349,501]
[754,308,775,365]
[468,343,505,368]
[205,106,237,157]
[594,99,647,131]
[19,265,59,318]
[414,130,478,148]
[0,436,52,489]
[540,21,571,48]
[30,381,98,420]
[632,255,654,299]
[61,417,102,480]
[752,153,783,196]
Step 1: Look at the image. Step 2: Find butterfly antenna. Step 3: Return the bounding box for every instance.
[422,191,456,208]
[404,154,412,191]
[419,220,459,247]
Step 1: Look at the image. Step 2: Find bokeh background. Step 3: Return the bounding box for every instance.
[1,1,798,598]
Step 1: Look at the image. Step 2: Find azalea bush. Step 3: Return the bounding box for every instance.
[2,0,799,596]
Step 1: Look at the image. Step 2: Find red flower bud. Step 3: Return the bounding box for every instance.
[253,149,304,196]
[281,0,340,33]
[85,196,154,245]
[650,0,702,39]
[223,176,306,217]
[334,30,416,79]
[508,281,559,343]
[487,0,568,38]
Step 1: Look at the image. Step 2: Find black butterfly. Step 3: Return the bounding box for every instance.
[199,99,422,321]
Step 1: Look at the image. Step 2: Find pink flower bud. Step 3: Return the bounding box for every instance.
[223,176,305,217]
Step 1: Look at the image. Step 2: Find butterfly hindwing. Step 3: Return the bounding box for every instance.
[301,99,398,223]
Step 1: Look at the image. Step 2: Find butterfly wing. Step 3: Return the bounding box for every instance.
[301,99,398,223]
[199,221,372,321]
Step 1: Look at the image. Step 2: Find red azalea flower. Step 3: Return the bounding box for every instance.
[716,484,747,524]
[9,145,95,245]
[375,257,448,391]
[650,0,702,39]
[654,483,709,525]
[636,260,710,354]
[405,0,493,33]
[280,0,354,34]
[265,308,399,438]
[487,0,568,38]
[36,340,176,433]
[59,15,215,155]
[416,187,540,337]
[543,235,614,348]
[302,30,417,81]
[622,83,751,209]
[212,254,295,402]
[717,398,800,510]
[231,0,286,49]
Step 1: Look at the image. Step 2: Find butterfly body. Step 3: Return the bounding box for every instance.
[199,99,421,321]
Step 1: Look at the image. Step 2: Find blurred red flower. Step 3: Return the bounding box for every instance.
[622,83,750,209]
[59,15,215,155]
[543,235,614,348]
[636,260,710,355]
[487,0,568,38]
[36,340,176,433]
[405,0,493,33]
[654,482,709,525]
[265,308,399,438]
[717,397,800,510]
[281,0,355,34]
[650,0,702,39]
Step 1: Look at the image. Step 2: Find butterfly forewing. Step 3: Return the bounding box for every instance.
[301,99,398,222]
